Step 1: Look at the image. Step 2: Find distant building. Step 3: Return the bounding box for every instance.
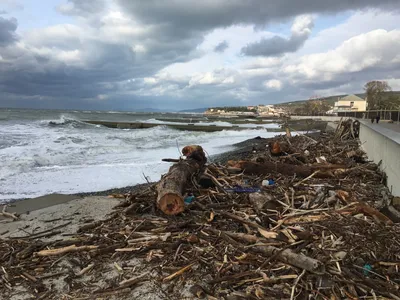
[258,105,282,116]
[334,94,366,112]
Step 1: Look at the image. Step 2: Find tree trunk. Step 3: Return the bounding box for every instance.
[157,145,206,215]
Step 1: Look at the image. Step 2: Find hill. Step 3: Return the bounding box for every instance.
[275,94,364,108]
[275,91,400,108]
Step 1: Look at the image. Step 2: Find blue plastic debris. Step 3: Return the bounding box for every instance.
[262,179,275,186]
[184,195,195,204]
[224,187,261,193]
[363,264,372,276]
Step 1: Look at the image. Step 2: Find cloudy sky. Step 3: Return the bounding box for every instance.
[1,0,400,110]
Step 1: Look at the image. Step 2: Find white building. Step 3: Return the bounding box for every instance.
[334,94,367,112]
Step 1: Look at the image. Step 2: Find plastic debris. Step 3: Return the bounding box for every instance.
[184,195,195,204]
[363,264,372,276]
[262,179,275,186]
[225,187,261,193]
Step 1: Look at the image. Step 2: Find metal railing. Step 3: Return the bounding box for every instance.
[337,110,400,123]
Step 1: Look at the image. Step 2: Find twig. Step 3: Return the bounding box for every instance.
[162,158,180,163]
[77,263,95,276]
[119,272,149,287]
[294,171,319,187]
[13,222,72,239]
[290,269,306,300]
[0,205,18,220]
[163,263,194,282]
[36,245,98,257]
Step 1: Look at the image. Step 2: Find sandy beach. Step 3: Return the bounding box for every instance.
[1,196,121,240]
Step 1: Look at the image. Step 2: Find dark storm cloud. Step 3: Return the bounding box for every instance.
[0,16,18,46]
[214,41,229,52]
[242,35,306,56]
[1,0,400,110]
[117,0,399,32]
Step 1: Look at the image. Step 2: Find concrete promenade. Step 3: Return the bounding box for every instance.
[359,120,400,196]
[373,121,400,134]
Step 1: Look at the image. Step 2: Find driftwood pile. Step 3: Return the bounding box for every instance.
[1,122,400,299]
[334,118,360,140]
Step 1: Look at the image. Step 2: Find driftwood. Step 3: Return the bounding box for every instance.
[227,161,346,178]
[1,132,399,299]
[0,205,18,220]
[156,145,206,215]
[163,263,194,282]
[36,245,98,257]
[251,245,322,272]
[119,272,149,287]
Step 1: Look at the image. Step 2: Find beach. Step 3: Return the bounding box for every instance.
[0,133,286,300]
[2,123,400,299]
[2,111,400,299]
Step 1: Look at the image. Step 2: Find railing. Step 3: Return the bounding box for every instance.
[337,110,400,122]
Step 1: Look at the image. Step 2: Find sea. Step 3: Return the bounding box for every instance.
[0,108,282,202]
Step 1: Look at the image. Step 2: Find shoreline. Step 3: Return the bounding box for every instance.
[1,134,281,213]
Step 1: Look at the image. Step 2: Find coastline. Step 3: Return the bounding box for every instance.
[1,134,277,213]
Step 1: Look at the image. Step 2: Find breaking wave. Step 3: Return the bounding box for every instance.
[45,115,95,129]
[0,110,284,201]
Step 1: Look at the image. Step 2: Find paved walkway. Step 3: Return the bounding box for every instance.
[360,120,400,145]
[373,121,400,133]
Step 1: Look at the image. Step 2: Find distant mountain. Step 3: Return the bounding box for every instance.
[179,108,207,113]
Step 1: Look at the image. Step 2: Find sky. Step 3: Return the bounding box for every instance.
[1,0,400,111]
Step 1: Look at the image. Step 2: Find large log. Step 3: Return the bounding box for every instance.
[227,161,346,178]
[156,145,206,215]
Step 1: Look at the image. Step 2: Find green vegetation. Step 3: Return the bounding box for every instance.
[364,81,400,110]
[275,95,350,108]
[291,100,332,115]
[383,92,400,109]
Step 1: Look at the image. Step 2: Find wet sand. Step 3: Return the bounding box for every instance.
[1,196,121,241]
[2,194,79,217]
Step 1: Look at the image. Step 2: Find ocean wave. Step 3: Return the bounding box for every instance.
[1,114,284,201]
[44,115,95,129]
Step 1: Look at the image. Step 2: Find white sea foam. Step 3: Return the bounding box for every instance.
[0,117,281,201]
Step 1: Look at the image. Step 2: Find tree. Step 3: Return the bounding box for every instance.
[381,94,400,110]
[303,100,331,115]
[364,81,391,109]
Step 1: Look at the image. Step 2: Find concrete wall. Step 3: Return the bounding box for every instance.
[359,120,400,196]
